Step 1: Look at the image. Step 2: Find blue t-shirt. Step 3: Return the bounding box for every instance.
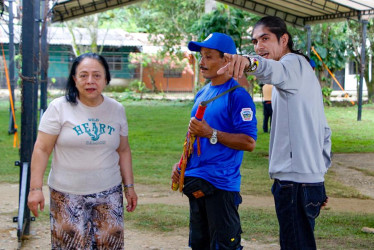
[185,78,257,192]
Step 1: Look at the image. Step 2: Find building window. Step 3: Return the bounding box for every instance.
[106,55,122,71]
[164,68,182,78]
[348,61,358,75]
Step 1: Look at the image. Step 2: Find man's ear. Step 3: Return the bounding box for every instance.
[223,53,230,63]
[281,33,289,48]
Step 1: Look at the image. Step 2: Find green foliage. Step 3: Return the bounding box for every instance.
[129,80,147,99]
[346,19,374,102]
[186,3,259,90]
[311,23,347,72]
[104,85,130,93]
[64,13,103,56]
[189,5,258,53]
[289,23,347,88]
[119,0,205,54]
[129,80,146,93]
[246,75,261,96]
[252,82,261,95]
[14,54,22,68]
[99,9,142,32]
[322,86,333,106]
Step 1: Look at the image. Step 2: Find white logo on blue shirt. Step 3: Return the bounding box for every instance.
[240,108,253,121]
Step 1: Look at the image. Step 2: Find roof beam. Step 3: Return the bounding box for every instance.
[305,9,374,23]
[52,0,142,22]
[51,0,374,25]
[217,0,374,26]
[217,0,306,26]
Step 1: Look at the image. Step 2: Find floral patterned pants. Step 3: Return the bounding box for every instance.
[49,184,124,249]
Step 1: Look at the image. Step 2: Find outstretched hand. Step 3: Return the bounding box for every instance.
[217,53,250,80]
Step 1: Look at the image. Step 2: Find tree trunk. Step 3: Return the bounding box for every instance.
[364,54,374,102]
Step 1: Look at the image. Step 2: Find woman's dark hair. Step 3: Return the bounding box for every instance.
[65,52,111,104]
[252,16,310,62]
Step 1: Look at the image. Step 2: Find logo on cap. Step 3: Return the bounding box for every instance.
[204,34,213,41]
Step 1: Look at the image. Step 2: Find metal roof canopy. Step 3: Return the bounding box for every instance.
[51,0,143,22]
[51,0,374,25]
[217,0,374,26]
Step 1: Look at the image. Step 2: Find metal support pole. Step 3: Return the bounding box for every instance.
[357,19,368,121]
[305,25,312,58]
[33,0,41,142]
[14,162,32,242]
[40,0,49,113]
[19,0,36,240]
[8,0,16,134]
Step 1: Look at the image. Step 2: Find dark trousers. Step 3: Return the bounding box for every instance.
[263,101,272,132]
[188,188,243,250]
[271,180,327,250]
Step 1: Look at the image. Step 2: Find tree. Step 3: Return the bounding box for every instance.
[64,13,108,56]
[98,8,143,32]
[122,0,205,54]
[346,19,374,102]
[189,4,259,53]
[289,22,348,88]
[104,0,205,92]
[188,4,260,90]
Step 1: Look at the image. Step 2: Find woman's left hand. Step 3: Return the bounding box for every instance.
[124,188,138,212]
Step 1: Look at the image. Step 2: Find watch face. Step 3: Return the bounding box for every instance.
[210,137,218,144]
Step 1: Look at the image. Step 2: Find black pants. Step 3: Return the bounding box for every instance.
[263,101,272,133]
[188,187,243,250]
[272,180,327,250]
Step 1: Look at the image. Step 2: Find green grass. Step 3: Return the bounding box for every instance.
[125,204,374,249]
[325,104,374,153]
[0,101,22,182]
[126,204,189,232]
[1,98,373,248]
[1,100,373,192]
[349,166,374,177]
[27,203,374,249]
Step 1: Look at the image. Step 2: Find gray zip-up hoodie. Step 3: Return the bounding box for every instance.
[252,53,332,183]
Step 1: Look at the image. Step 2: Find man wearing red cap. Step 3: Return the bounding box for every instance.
[171,33,257,250]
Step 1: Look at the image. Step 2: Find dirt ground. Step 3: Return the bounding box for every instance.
[1,153,373,250]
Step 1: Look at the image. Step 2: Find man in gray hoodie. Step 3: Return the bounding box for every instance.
[218,16,332,249]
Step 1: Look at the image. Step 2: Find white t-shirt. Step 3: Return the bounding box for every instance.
[39,95,128,195]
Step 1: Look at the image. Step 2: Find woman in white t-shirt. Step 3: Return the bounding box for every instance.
[27,53,137,249]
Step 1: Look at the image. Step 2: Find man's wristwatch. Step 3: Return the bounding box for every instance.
[209,129,218,145]
[243,55,258,73]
